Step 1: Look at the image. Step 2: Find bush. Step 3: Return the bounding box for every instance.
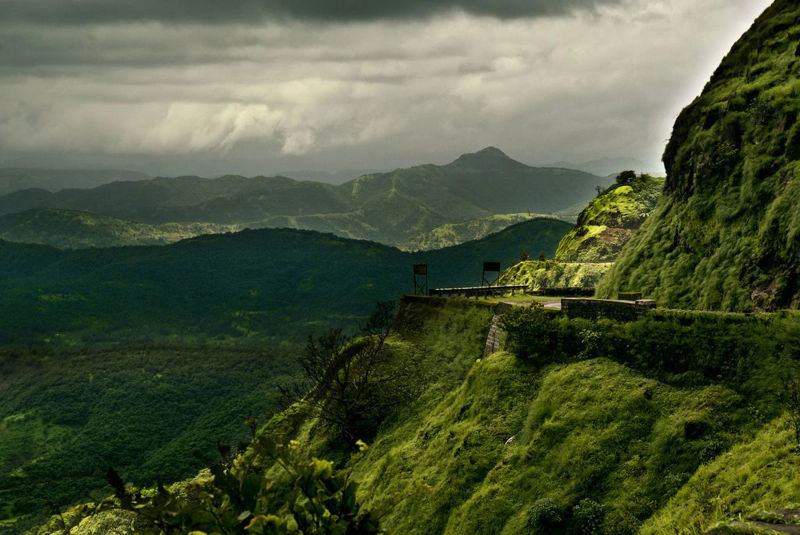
[601,509,639,535]
[616,170,636,186]
[51,436,381,535]
[572,499,606,534]
[525,499,567,533]
[500,305,563,365]
[283,301,424,448]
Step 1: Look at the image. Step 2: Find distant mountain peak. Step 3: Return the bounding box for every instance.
[473,146,508,157]
[448,146,522,169]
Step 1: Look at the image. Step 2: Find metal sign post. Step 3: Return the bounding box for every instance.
[482,262,501,287]
[413,264,429,295]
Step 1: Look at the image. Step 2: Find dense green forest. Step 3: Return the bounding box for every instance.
[0,345,297,532]
[599,0,800,311]
[0,148,607,247]
[0,218,570,346]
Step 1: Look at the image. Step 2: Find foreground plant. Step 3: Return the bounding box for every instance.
[52,435,379,535]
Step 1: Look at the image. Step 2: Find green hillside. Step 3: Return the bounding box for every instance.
[555,173,664,263]
[0,209,238,249]
[328,301,799,535]
[0,218,569,346]
[0,220,569,530]
[400,213,560,251]
[0,148,605,247]
[496,173,663,292]
[499,260,613,291]
[598,0,800,311]
[43,298,800,534]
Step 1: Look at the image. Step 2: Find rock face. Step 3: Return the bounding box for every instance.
[598,1,800,311]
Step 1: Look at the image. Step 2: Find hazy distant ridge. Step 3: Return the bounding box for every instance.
[0,147,609,247]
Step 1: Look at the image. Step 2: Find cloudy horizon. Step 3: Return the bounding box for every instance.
[0,0,773,177]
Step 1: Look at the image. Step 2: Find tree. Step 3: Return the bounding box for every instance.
[283,301,422,447]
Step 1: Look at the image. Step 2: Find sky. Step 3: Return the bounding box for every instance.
[0,0,774,177]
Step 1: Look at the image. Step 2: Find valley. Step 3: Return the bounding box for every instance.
[4,1,800,534]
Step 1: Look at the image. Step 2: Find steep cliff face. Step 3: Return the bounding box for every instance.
[598,1,800,311]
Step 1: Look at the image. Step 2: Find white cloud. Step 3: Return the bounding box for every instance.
[0,0,775,173]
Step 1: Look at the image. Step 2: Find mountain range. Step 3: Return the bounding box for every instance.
[0,148,609,247]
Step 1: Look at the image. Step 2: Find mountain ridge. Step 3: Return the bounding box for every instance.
[0,148,609,247]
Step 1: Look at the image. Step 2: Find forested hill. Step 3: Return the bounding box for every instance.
[598,0,800,311]
[0,148,605,247]
[0,217,571,345]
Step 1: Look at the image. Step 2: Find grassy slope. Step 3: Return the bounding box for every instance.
[642,415,800,534]
[30,299,800,535]
[0,345,297,531]
[261,299,800,535]
[499,259,613,290]
[496,176,662,291]
[0,208,239,249]
[599,1,800,311]
[555,174,664,263]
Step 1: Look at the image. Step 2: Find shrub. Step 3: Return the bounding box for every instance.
[525,499,567,533]
[48,436,379,535]
[601,509,639,535]
[501,305,563,365]
[616,170,636,186]
[572,499,607,535]
[282,301,424,447]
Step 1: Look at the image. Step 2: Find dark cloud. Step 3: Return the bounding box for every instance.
[0,0,622,25]
[0,0,773,177]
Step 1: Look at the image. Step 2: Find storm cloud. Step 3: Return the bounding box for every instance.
[0,0,623,24]
[0,0,774,176]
